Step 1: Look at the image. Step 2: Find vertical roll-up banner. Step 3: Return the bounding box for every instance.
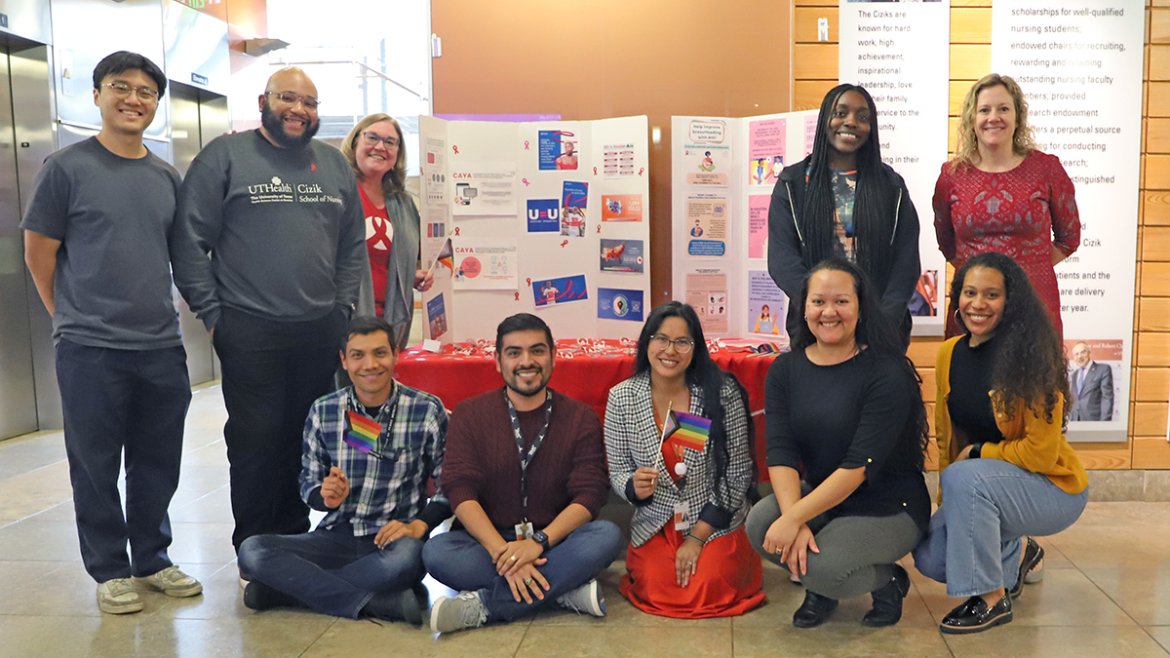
[839,0,952,335]
[993,0,1143,441]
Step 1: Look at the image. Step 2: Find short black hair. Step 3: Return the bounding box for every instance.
[343,316,397,353]
[92,51,167,98]
[495,313,554,354]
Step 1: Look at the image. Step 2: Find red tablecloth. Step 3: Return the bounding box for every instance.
[395,339,781,481]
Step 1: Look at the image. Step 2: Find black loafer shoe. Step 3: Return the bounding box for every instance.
[792,590,838,628]
[939,594,1013,634]
[1009,537,1045,599]
[862,564,910,627]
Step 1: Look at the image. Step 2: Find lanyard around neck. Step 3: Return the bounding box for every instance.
[503,388,553,521]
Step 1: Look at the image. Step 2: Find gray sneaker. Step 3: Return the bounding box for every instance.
[97,578,144,614]
[135,565,203,598]
[430,591,488,633]
[556,579,606,617]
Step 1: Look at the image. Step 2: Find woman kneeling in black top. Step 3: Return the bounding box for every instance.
[746,258,930,628]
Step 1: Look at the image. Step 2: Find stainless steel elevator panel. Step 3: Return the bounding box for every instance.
[3,39,54,437]
[50,0,167,142]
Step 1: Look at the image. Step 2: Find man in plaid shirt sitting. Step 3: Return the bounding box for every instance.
[237,316,448,624]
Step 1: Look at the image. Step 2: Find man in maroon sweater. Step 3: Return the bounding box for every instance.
[422,313,624,633]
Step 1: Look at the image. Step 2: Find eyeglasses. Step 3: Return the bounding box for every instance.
[360,131,400,149]
[102,81,159,102]
[650,334,695,354]
[265,90,320,110]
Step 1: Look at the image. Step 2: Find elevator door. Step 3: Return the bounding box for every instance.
[0,44,39,439]
[170,82,229,385]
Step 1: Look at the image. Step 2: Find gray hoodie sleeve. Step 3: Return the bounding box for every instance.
[170,147,227,332]
[332,169,367,312]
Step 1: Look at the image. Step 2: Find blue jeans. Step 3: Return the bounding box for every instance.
[56,340,191,582]
[422,520,624,622]
[237,524,424,618]
[912,459,1088,597]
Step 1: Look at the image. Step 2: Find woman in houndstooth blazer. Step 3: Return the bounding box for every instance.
[604,302,766,618]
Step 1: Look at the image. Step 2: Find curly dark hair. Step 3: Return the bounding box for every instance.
[949,252,1070,425]
[634,301,750,507]
[794,259,929,467]
[801,84,898,295]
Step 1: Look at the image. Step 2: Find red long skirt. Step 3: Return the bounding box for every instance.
[620,525,766,619]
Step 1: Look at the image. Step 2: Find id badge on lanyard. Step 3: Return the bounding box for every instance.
[673,501,690,532]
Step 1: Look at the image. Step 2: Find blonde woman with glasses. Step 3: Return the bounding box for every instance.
[342,115,433,349]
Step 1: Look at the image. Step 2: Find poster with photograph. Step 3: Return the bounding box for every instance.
[538,129,579,171]
[597,288,644,322]
[683,118,731,187]
[1064,339,1122,423]
[560,180,589,237]
[532,274,589,307]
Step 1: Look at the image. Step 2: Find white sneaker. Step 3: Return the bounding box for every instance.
[97,578,144,614]
[556,579,606,617]
[135,565,203,598]
[430,591,488,633]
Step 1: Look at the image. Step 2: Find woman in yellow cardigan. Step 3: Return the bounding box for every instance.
[912,252,1087,635]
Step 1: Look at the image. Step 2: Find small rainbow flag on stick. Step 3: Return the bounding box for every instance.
[344,411,381,454]
[664,410,712,452]
[429,237,454,276]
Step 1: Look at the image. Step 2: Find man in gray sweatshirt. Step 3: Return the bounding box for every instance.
[171,67,367,553]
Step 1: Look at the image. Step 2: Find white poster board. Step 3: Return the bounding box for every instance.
[992,0,1143,441]
[671,111,818,341]
[418,115,651,342]
[839,0,951,334]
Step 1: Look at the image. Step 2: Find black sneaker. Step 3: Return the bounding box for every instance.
[862,564,910,627]
[792,590,838,628]
[242,582,301,611]
[939,594,1013,634]
[362,588,424,625]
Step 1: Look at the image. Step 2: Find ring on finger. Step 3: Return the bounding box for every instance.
[509,555,518,562]
[523,577,533,585]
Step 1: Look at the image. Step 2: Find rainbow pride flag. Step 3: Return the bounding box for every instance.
[345,411,381,454]
[664,410,711,452]
[433,237,454,274]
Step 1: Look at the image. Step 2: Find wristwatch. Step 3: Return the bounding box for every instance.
[532,530,550,551]
[969,443,983,459]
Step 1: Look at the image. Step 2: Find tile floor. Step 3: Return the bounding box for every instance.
[2,383,1169,657]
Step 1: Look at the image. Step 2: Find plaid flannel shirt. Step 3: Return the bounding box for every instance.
[300,382,447,536]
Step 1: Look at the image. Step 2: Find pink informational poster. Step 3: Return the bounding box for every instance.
[747,195,771,260]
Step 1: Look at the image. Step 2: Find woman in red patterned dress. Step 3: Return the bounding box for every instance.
[933,74,1080,339]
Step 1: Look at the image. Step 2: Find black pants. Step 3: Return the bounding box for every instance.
[213,307,345,551]
[56,340,191,582]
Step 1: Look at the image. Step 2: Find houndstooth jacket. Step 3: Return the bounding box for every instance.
[604,371,753,547]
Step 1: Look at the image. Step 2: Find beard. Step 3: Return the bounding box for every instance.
[260,101,319,149]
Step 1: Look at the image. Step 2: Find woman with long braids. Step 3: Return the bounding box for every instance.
[767,84,921,347]
[604,302,765,618]
[913,252,1087,635]
[746,259,930,629]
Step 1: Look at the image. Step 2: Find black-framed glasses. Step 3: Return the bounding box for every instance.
[650,334,695,353]
[265,90,320,110]
[102,81,159,102]
[361,131,400,149]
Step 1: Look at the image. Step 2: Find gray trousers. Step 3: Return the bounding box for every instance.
[745,493,922,600]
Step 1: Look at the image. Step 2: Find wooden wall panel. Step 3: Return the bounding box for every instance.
[794,0,1166,468]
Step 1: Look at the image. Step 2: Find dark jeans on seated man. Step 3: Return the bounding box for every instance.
[238,525,423,619]
[423,520,624,622]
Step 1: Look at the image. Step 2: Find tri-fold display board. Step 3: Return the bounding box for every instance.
[418,115,651,343]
